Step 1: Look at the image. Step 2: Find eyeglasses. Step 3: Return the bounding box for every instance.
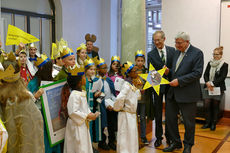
[213,53,221,56]
[175,41,185,45]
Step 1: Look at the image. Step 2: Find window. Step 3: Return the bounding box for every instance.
[1,0,55,56]
[146,0,162,52]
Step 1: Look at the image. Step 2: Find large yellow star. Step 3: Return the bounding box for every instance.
[138,63,169,95]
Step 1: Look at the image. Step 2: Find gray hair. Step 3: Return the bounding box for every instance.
[153,30,165,39]
[175,32,190,41]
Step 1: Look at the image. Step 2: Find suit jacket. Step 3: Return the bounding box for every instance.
[204,62,228,92]
[147,45,175,93]
[167,45,204,103]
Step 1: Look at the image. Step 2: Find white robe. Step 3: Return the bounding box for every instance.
[114,81,141,153]
[64,90,93,153]
[27,58,38,76]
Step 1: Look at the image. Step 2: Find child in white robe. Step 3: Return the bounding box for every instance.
[64,70,99,153]
[113,61,141,153]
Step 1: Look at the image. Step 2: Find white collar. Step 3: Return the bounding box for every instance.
[157,46,166,54]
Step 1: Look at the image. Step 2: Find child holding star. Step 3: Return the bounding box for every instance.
[113,61,141,153]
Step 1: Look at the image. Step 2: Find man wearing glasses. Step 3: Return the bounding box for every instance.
[163,32,204,153]
[147,30,175,148]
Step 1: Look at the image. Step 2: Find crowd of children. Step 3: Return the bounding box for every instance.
[0,36,151,153]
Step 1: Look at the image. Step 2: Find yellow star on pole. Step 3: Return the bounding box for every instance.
[138,63,169,95]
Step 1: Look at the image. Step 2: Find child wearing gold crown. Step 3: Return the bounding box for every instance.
[94,57,117,151]
[134,50,150,145]
[113,61,141,153]
[107,56,123,95]
[0,52,45,153]
[76,43,87,67]
[51,42,64,78]
[63,65,99,153]
[84,59,101,151]
[27,43,40,76]
[18,49,33,86]
[54,45,76,81]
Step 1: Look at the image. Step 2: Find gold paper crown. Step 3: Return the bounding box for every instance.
[29,43,37,49]
[77,43,87,51]
[135,50,145,57]
[95,57,106,67]
[121,61,135,75]
[111,56,120,63]
[84,58,95,68]
[67,64,85,76]
[60,47,74,59]
[0,52,20,83]
[34,54,50,68]
[51,43,60,59]
[19,49,27,55]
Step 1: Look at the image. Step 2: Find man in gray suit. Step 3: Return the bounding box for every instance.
[163,32,204,153]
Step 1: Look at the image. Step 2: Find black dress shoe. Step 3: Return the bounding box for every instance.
[183,145,191,153]
[108,142,116,150]
[163,142,182,152]
[201,123,210,129]
[98,142,110,150]
[154,139,162,147]
[210,123,216,131]
[166,139,171,145]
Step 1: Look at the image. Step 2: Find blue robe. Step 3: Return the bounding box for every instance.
[93,77,116,129]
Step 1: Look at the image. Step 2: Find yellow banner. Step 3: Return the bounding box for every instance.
[5,24,39,46]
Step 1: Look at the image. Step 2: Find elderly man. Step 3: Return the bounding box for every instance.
[147,30,175,147]
[163,32,204,153]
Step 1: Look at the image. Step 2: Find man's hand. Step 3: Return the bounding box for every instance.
[163,65,169,75]
[169,79,179,87]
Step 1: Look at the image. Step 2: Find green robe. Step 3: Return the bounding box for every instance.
[54,66,68,81]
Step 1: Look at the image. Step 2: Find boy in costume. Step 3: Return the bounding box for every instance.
[113,61,141,153]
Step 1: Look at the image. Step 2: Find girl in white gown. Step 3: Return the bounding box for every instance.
[64,71,99,153]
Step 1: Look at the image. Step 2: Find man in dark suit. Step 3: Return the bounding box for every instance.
[163,32,204,153]
[147,30,175,147]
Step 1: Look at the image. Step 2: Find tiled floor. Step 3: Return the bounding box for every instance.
[98,118,230,153]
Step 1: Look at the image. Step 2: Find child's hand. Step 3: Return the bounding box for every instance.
[34,88,44,99]
[94,91,101,98]
[107,106,113,111]
[87,113,97,120]
[19,42,25,50]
